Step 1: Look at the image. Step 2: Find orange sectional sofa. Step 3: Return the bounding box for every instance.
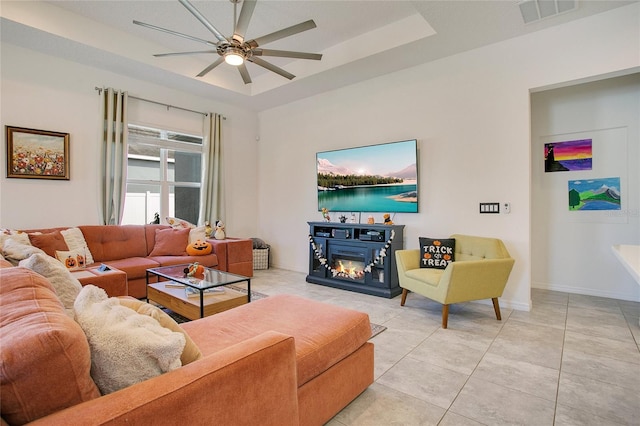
[20,225,253,298]
[0,264,374,425]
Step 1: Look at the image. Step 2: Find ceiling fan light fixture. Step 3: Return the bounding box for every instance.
[224,47,245,66]
[137,0,321,83]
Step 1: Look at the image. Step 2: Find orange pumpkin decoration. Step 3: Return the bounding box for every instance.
[186,239,213,256]
[65,256,77,269]
[187,263,205,278]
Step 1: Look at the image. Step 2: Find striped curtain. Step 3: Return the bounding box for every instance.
[99,88,128,225]
[198,113,225,226]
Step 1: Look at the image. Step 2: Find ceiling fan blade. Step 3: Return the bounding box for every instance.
[238,63,252,84]
[178,0,227,43]
[154,50,218,57]
[234,0,257,42]
[134,20,217,47]
[248,20,317,48]
[253,49,322,60]
[249,57,295,80]
[197,57,225,77]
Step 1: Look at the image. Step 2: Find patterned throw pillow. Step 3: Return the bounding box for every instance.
[56,249,89,270]
[419,237,455,269]
[165,216,195,229]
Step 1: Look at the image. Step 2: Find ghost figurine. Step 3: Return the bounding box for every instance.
[214,221,226,240]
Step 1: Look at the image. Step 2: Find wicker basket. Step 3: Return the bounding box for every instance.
[253,248,270,270]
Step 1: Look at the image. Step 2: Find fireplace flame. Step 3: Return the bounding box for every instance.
[335,259,364,280]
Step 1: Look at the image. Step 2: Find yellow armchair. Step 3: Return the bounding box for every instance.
[395,234,515,328]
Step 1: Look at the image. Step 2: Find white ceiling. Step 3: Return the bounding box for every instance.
[1,0,635,111]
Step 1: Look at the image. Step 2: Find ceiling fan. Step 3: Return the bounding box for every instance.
[133,0,323,84]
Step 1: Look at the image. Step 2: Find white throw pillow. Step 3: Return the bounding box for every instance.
[2,239,45,265]
[74,285,186,395]
[0,230,31,251]
[189,225,207,244]
[19,253,82,317]
[60,228,95,265]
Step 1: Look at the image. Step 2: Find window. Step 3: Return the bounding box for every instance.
[121,124,202,225]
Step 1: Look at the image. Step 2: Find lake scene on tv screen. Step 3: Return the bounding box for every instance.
[317,140,418,213]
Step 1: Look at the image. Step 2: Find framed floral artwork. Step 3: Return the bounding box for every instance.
[6,126,70,180]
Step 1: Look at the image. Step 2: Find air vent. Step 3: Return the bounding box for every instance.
[518,0,577,24]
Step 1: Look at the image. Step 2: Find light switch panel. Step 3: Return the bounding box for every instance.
[479,202,500,214]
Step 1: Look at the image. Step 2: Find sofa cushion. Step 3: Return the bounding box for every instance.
[0,267,100,424]
[74,285,186,395]
[406,267,445,286]
[117,298,203,366]
[28,230,69,257]
[450,233,511,261]
[419,237,455,269]
[101,257,161,281]
[181,294,371,387]
[19,253,82,317]
[149,228,189,257]
[79,225,148,262]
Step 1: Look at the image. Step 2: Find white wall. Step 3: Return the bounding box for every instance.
[531,73,640,302]
[0,43,260,238]
[257,4,640,310]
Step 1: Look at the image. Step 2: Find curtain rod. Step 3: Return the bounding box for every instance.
[94,87,225,119]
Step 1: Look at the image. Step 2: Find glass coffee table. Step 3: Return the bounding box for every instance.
[146,264,251,320]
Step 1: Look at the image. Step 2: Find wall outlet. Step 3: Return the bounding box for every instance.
[503,202,511,214]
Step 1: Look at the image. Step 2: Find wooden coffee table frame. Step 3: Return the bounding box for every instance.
[146,265,251,320]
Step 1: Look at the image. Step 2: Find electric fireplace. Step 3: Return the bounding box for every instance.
[307,222,405,298]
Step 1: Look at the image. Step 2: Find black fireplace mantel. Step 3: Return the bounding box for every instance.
[306,221,404,298]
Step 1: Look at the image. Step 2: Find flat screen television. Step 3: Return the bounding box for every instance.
[316,139,418,213]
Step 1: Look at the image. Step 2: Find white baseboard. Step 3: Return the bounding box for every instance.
[532,281,640,303]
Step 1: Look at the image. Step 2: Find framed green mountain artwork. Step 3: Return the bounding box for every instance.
[568,177,621,211]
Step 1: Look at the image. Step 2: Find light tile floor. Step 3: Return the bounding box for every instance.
[251,268,640,426]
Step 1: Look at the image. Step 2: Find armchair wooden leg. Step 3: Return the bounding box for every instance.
[400,288,408,306]
[492,298,502,321]
[442,304,449,329]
